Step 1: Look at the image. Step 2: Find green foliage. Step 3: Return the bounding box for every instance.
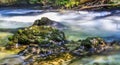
[53,0,69,6]
[1,0,120,8]
[66,0,79,8]
[109,0,120,4]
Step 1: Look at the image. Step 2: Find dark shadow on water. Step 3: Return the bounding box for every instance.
[93,10,120,20]
[0,27,24,33]
[1,12,45,17]
[0,9,46,17]
[102,36,120,42]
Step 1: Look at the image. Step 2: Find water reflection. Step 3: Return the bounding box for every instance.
[0,9,43,17]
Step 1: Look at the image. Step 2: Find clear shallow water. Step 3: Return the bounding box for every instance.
[69,53,120,65]
[0,55,24,65]
[0,9,120,65]
[0,20,32,28]
[0,32,12,46]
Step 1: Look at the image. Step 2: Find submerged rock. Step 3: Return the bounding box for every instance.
[72,37,107,56]
[35,53,73,65]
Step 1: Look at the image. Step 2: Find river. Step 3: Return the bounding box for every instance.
[0,8,120,65]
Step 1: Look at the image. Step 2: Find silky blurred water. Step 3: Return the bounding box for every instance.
[0,9,120,41]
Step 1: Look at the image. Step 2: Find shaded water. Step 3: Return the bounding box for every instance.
[0,9,120,65]
[69,53,120,65]
[0,55,24,65]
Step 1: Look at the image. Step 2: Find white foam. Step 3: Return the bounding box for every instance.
[0,9,120,40]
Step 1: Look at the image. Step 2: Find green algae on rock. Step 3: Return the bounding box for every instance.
[8,25,65,45]
[7,17,66,47]
[72,37,107,56]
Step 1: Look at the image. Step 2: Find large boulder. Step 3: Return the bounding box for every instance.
[33,17,53,26]
[33,17,65,30]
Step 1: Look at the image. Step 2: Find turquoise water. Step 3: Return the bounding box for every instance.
[69,53,120,65]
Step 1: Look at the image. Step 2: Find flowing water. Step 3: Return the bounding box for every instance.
[0,8,120,65]
[69,52,120,65]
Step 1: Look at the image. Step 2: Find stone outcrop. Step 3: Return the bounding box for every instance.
[8,25,65,45]
[33,17,65,29]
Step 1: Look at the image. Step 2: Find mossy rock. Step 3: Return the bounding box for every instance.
[81,37,106,49]
[33,17,53,26]
[72,37,107,56]
[8,25,65,45]
[7,25,68,62]
[33,17,65,29]
[6,19,68,63]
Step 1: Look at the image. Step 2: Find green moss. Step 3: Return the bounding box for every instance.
[80,37,106,49]
[33,17,53,26]
[8,25,65,45]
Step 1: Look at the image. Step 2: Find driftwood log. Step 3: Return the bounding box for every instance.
[80,3,120,10]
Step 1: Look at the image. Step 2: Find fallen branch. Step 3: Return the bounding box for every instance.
[80,3,120,10]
